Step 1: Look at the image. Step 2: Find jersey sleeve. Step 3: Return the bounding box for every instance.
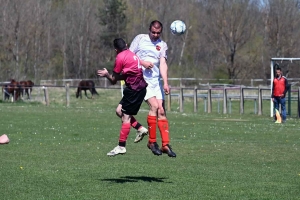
[113,55,123,74]
[129,34,144,54]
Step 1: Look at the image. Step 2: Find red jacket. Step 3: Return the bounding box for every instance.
[272,76,288,98]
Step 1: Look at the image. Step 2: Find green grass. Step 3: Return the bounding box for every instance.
[0,89,300,200]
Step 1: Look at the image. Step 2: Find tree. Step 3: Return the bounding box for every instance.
[261,0,300,78]
[202,0,260,80]
[98,0,127,64]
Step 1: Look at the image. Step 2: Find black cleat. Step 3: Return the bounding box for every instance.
[161,144,176,157]
[147,142,162,156]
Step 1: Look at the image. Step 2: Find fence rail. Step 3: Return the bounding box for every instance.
[38,77,300,87]
[2,83,300,118]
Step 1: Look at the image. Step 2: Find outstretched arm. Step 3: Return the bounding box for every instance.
[97,68,124,85]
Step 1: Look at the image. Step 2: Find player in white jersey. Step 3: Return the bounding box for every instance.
[130,20,176,157]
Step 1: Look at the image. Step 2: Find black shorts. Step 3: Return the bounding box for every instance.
[119,87,146,115]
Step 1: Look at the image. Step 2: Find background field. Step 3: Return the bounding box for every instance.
[1,89,300,200]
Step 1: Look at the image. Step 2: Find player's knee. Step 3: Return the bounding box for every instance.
[149,102,159,112]
[115,108,122,118]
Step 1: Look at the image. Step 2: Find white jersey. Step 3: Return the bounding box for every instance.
[129,34,168,86]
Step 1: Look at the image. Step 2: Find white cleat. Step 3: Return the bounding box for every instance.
[134,127,148,143]
[107,145,126,156]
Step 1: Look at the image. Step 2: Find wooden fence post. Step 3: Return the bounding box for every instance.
[167,88,171,112]
[43,87,49,106]
[193,86,198,112]
[28,86,32,99]
[223,87,227,114]
[65,83,70,107]
[240,86,244,114]
[207,86,212,113]
[179,87,184,112]
[258,87,262,115]
[13,90,16,102]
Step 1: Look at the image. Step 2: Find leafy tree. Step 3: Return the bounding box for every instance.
[98,0,127,48]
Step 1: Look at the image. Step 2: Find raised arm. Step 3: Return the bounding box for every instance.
[97,68,124,85]
[159,57,169,94]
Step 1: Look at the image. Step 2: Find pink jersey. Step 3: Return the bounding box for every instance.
[113,49,147,91]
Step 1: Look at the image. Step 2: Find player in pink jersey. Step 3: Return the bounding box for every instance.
[130,20,176,157]
[97,38,148,156]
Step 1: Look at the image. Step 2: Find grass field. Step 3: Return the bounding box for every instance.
[0,89,300,200]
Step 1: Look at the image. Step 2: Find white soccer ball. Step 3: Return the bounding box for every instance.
[170,20,186,35]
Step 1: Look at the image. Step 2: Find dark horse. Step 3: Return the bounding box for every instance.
[19,80,34,99]
[76,80,99,99]
[2,79,21,101]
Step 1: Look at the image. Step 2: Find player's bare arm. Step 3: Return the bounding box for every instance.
[140,60,154,69]
[159,57,170,95]
[97,68,124,85]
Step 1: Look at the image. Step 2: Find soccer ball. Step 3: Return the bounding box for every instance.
[170,20,186,35]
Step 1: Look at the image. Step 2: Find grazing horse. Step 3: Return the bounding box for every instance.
[3,79,21,101]
[19,80,34,99]
[76,80,99,99]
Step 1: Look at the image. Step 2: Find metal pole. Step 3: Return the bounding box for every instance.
[288,84,291,116]
[298,87,300,118]
[270,60,274,117]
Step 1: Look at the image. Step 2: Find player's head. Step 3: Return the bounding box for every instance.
[275,67,282,77]
[149,20,163,42]
[113,38,127,53]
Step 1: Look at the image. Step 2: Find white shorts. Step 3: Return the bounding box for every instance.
[144,82,164,100]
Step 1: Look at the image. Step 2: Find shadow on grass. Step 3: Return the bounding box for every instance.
[101,176,171,183]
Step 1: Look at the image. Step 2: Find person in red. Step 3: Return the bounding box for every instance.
[97,38,147,156]
[272,67,288,123]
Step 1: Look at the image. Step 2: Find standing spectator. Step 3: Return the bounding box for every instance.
[97,38,148,156]
[129,20,176,157]
[272,67,288,123]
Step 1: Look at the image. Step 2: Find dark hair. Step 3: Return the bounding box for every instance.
[113,38,127,51]
[149,20,163,31]
[276,67,282,71]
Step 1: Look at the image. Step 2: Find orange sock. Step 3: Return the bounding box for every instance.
[147,115,157,143]
[158,119,170,147]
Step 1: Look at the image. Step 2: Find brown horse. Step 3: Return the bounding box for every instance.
[19,80,34,99]
[3,79,21,101]
[76,80,99,99]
